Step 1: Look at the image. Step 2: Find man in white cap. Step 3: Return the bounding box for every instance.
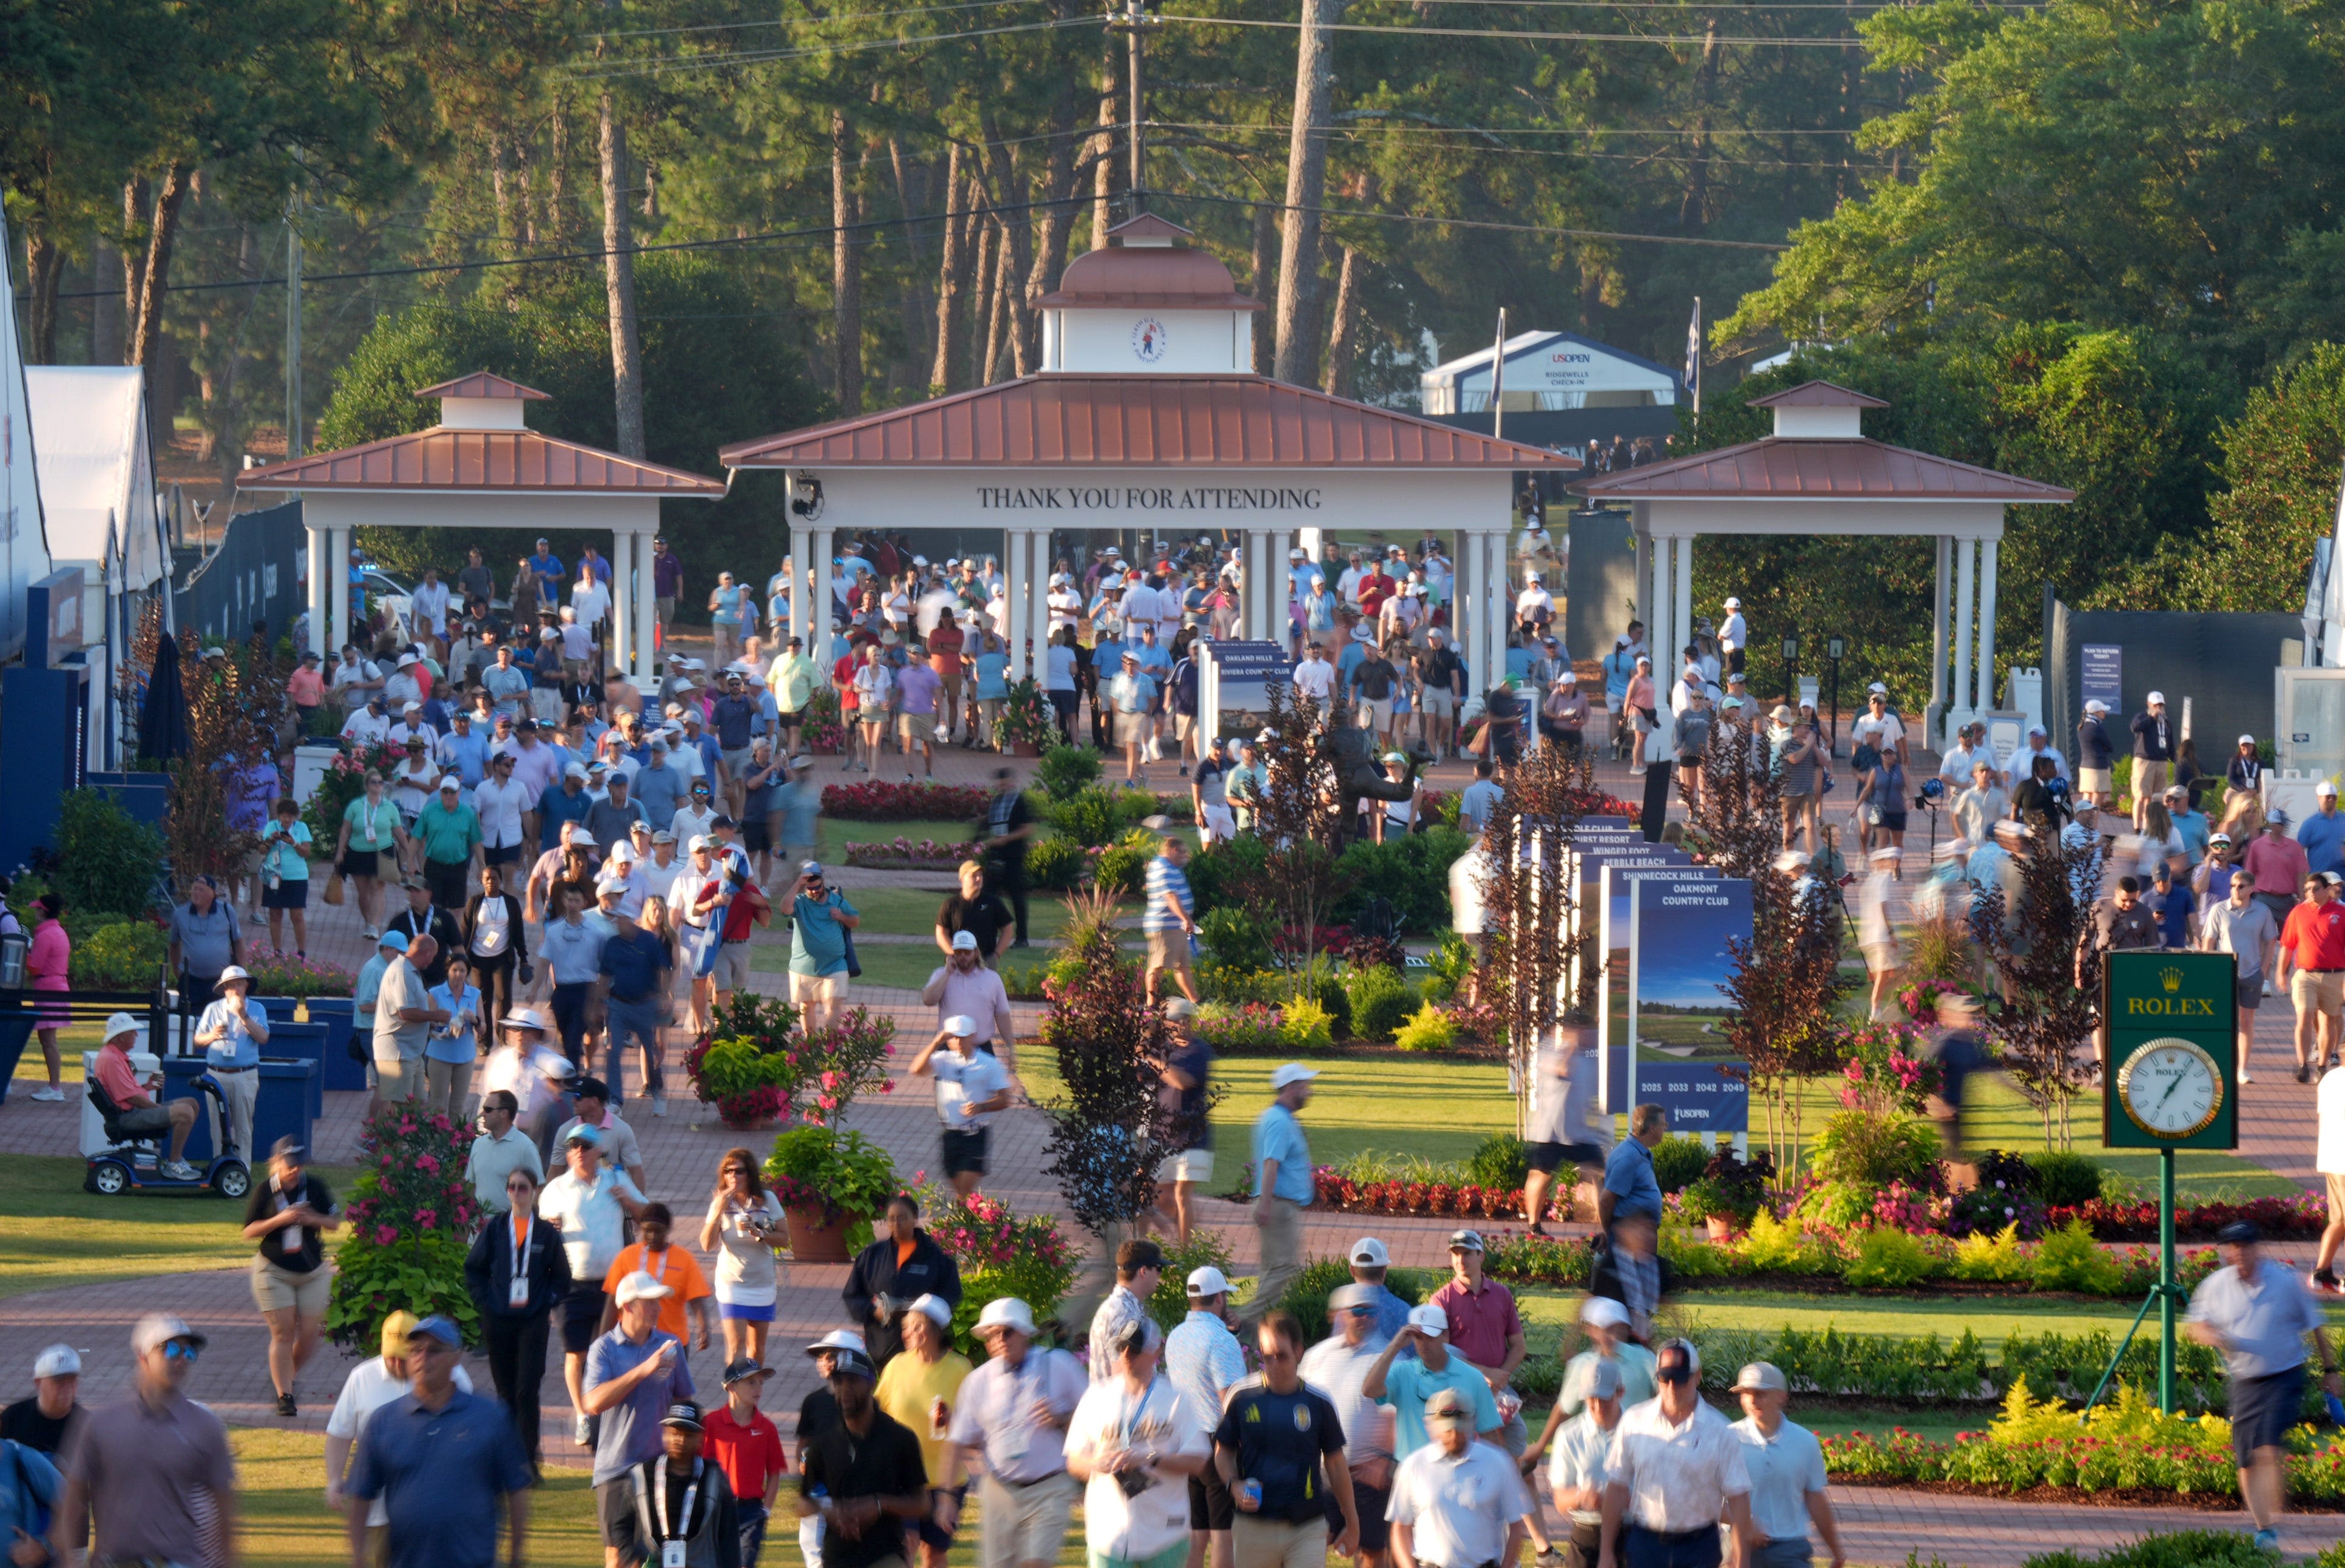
[1362,1305,1500,1460]
[1243,1064,1319,1325]
[2,1342,81,1455]
[194,961,270,1157]
[1850,683,1905,768]
[50,1314,232,1568]
[1067,1316,1211,1568]
[2130,689,2174,828]
[545,1123,651,1450]
[1345,1238,1412,1348]
[1301,1283,1400,1568]
[1999,722,2069,791]
[89,1010,201,1178]
[1543,1356,1623,1568]
[1599,1338,1753,1568]
[1716,596,1746,677]
[1856,847,1904,1021]
[1166,1268,1248,1568]
[920,928,1016,1070]
[1387,1385,1529,1568]
[584,1268,697,1555]
[2075,697,2117,810]
[909,1012,1013,1197]
[944,1299,1087,1568]
[1728,1361,1843,1568]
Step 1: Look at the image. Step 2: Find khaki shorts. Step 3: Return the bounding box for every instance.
[2079,768,2113,796]
[1231,1514,1324,1568]
[715,939,754,992]
[2327,1172,2345,1220]
[2292,968,2345,1019]
[1156,1147,1214,1184]
[251,1254,332,1316]
[2136,759,2171,799]
[1145,930,1193,974]
[899,712,934,744]
[1115,711,1151,746]
[978,1471,1077,1568]
[1863,941,1901,975]
[790,971,849,1009]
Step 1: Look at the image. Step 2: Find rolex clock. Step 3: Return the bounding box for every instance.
[2114,1037,2223,1139]
[2102,951,2236,1150]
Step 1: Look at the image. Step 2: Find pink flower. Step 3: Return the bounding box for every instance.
[375,1225,398,1244]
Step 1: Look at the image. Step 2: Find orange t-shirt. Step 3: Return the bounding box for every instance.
[603,1243,714,1342]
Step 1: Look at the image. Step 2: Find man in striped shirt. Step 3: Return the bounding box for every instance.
[1143,835,1199,1006]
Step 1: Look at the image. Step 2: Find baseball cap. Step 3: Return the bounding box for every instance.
[2238,734,2258,746]
[1349,1237,1391,1268]
[828,1348,877,1381]
[564,762,589,780]
[2147,690,2165,705]
[2217,1219,2262,1246]
[1655,1337,1702,1382]
[941,1014,978,1038]
[407,1315,462,1349]
[1165,997,1199,1019]
[976,1298,1038,1337]
[799,859,824,877]
[218,964,251,984]
[564,1123,603,1147]
[2321,782,2339,798]
[1405,1303,1449,1337]
[132,1314,207,1356]
[659,1400,703,1430]
[1731,1361,1789,1394]
[1270,1063,1321,1090]
[376,931,409,952]
[1580,1297,1630,1329]
[723,1357,771,1384]
[614,1269,675,1306]
[950,930,980,951]
[1186,1266,1231,1297]
[438,775,464,792]
[1584,1359,1626,1401]
[652,830,676,844]
[1867,681,1889,695]
[1329,1283,1376,1314]
[1424,1387,1473,1425]
[570,829,598,847]
[803,1330,867,1357]
[1447,1228,1486,1253]
[2210,832,2233,846]
[2085,698,2109,713]
[1723,595,1741,609]
[32,1343,80,1378]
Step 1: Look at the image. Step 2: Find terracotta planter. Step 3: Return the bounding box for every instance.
[1012,741,1043,757]
[721,1115,778,1133]
[786,1203,862,1262]
[1705,1215,1737,1243]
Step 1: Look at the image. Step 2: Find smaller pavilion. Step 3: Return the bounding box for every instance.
[1577,381,2073,743]
[237,372,725,679]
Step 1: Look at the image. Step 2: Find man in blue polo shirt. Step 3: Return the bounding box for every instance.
[2303,783,2345,880]
[344,1315,531,1568]
[1600,1104,1667,1232]
[1244,1064,1319,1327]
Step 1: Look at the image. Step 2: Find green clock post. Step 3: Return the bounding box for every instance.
[2099,950,2238,1414]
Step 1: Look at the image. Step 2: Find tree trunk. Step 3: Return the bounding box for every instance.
[121,178,150,364]
[92,242,123,365]
[831,109,864,415]
[491,130,519,257]
[930,146,971,394]
[890,137,934,377]
[129,163,191,370]
[512,131,538,247]
[1682,19,1721,231]
[641,161,658,220]
[1091,47,1119,247]
[980,116,1034,377]
[983,219,1015,384]
[24,229,60,363]
[1322,235,1368,396]
[1249,202,1277,376]
[598,86,647,456]
[1273,0,1346,385]
[970,210,1000,388]
[548,102,574,250]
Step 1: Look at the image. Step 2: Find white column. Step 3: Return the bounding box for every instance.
[1977,536,1999,714]
[327,525,349,655]
[1631,526,1650,642]
[1929,535,1951,745]
[809,527,836,680]
[788,536,811,654]
[1952,535,1977,724]
[1671,535,1694,687]
[1649,534,1673,694]
[611,531,632,680]
[306,521,328,659]
[1029,531,1052,674]
[1248,531,1271,640]
[1455,532,1480,691]
[1486,530,1507,692]
[1004,531,1028,682]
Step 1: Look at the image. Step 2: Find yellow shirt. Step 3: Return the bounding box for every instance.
[875,1347,974,1484]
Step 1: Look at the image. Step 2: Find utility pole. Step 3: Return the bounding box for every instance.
[285,185,303,458]
[1111,0,1157,214]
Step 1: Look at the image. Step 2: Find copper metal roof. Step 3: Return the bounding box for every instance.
[1036,245,1262,311]
[410,371,551,402]
[720,374,1578,470]
[237,427,726,495]
[1747,379,1887,410]
[1576,437,2072,502]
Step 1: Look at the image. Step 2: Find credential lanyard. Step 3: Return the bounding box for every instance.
[637,1458,702,1550]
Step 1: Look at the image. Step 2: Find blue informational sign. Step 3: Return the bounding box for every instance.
[1582,848,1694,1110]
[1199,638,1290,729]
[2081,644,2124,717]
[1628,876,1752,1133]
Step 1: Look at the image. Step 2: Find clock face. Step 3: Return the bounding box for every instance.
[2116,1036,2224,1139]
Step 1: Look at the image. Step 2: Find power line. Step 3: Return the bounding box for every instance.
[1156,119,1867,137]
[1181,189,1787,248]
[1156,12,1865,46]
[558,15,1100,81]
[587,0,1043,41]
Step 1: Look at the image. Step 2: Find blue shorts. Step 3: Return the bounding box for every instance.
[720,1300,777,1322]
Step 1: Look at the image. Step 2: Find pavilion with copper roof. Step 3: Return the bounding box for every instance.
[722,212,1575,695]
[1577,381,2074,745]
[237,371,725,681]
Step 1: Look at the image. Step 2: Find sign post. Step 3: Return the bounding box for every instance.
[2094,950,2237,1414]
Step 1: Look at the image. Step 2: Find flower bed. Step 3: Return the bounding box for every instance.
[241,945,357,998]
[927,1192,1078,1356]
[821,779,990,822]
[2046,1189,2326,1242]
[842,836,984,870]
[1315,1164,1527,1218]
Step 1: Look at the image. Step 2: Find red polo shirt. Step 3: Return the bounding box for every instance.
[703,1404,786,1504]
[2282,899,2345,971]
[1429,1274,1523,1373]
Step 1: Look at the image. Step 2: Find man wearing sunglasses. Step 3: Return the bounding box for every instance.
[1598,1339,1753,1568]
[52,1313,237,1568]
[1300,1285,1401,1568]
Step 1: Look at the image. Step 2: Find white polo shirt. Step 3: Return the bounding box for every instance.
[1386,1438,1528,1567]
[1604,1396,1751,1533]
[1728,1415,1826,1545]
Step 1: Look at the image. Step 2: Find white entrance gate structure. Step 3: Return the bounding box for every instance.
[236,372,725,680]
[1577,382,2073,746]
[719,214,1574,695]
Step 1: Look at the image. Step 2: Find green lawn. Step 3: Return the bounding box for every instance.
[0,1154,360,1302]
[9,1018,101,1081]
[833,885,1080,944]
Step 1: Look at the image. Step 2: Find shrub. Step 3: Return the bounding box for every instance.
[1279,997,1336,1052]
[1392,1001,1457,1053]
[326,1104,482,1350]
[930,1192,1080,1359]
[1036,743,1104,801]
[1260,1255,1358,1344]
[49,787,164,916]
[1026,835,1089,891]
[1949,1223,2031,1282]
[2025,1149,2105,1208]
[1146,1229,1238,1330]
[1051,785,1127,848]
[1466,1134,1529,1192]
[70,921,167,990]
[2026,1533,2279,1568]
[2029,1218,2125,1294]
[1738,1210,1813,1273]
[1200,907,1276,972]
[1289,959,1353,1039]
[1796,1180,1882,1231]
[1184,834,1270,913]
[1093,830,1158,897]
[1193,1001,1287,1053]
[1344,967,1418,1044]
[1332,825,1474,934]
[1651,1135,1710,1194]
[240,946,356,999]
[764,1126,901,1228]
[1810,1110,1941,1189]
[1846,1228,1939,1289]
[1113,786,1162,826]
[1418,930,1475,1004]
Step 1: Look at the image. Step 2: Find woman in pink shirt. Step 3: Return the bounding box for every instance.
[25,892,70,1101]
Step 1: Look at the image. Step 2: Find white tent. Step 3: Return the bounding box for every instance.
[25,366,167,593]
[0,209,51,663]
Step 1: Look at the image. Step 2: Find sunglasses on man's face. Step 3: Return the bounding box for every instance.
[163,1340,201,1363]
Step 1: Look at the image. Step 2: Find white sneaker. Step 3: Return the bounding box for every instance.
[29,1086,64,1102]
[652,1097,668,1118]
[2239,1069,2255,1083]
[574,1413,593,1446]
[162,1159,200,1180]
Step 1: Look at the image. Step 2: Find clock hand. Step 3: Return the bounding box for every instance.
[2156,1070,2186,1109]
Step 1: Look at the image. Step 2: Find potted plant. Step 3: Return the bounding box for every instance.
[1678,1147,1773,1240]
[764,1125,900,1262]
[684,993,807,1129]
[998,677,1056,757]
[798,689,847,755]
